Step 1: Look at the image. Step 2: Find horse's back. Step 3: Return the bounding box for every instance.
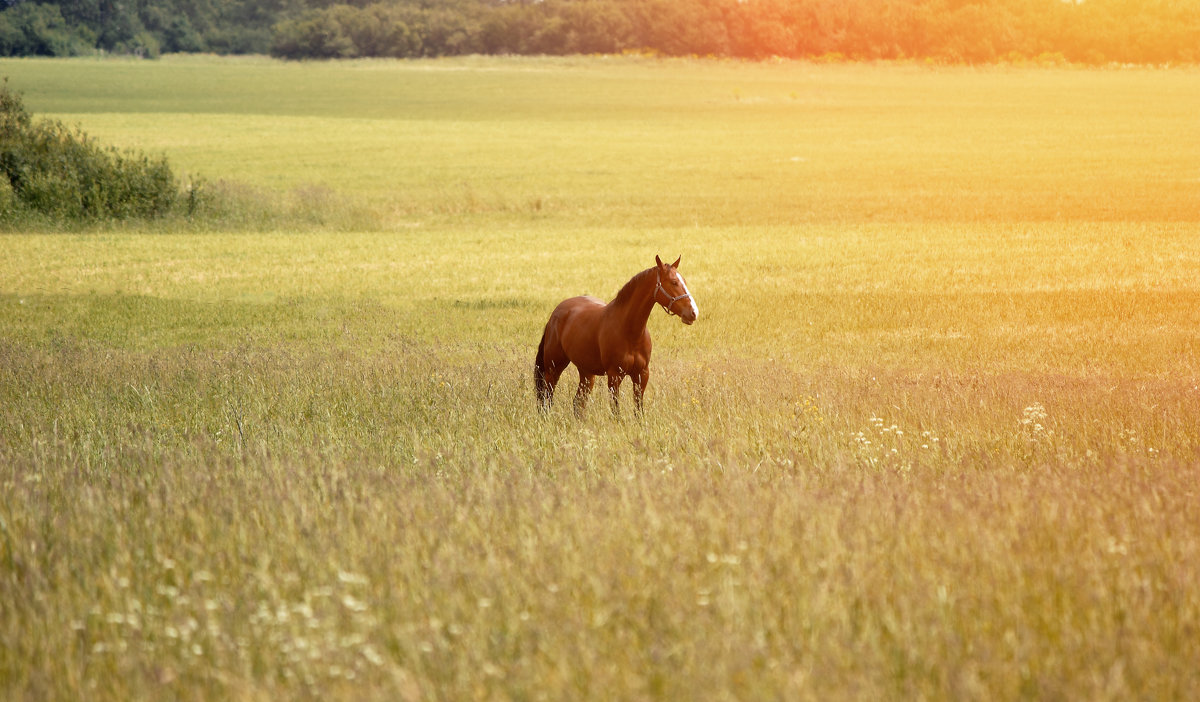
[549,295,603,321]
[564,294,605,309]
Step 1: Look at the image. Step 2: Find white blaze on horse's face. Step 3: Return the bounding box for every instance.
[676,271,698,324]
[659,267,698,325]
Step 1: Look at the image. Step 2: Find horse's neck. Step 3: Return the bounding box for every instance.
[606,271,656,336]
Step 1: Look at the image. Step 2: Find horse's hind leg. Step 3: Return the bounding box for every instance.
[573,373,595,418]
[536,338,568,412]
[537,360,565,412]
[633,367,650,416]
[606,372,624,416]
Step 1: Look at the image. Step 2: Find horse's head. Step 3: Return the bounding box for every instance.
[654,255,698,325]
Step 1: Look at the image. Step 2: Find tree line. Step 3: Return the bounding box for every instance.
[2,0,1197,64]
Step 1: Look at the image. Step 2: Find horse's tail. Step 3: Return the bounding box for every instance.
[534,327,550,409]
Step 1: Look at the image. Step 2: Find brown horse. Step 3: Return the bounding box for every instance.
[535,255,698,416]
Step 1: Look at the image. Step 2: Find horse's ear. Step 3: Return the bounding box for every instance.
[672,256,681,269]
[655,254,664,270]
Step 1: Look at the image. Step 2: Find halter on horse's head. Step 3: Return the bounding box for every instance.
[654,255,698,325]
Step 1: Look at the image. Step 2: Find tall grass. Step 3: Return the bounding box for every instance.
[4,329,1200,700]
[2,56,1200,700]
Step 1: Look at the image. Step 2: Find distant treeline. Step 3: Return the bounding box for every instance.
[1,0,1197,64]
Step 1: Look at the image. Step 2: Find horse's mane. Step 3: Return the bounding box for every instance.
[609,267,655,307]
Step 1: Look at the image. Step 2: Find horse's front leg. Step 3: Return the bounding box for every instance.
[606,371,624,416]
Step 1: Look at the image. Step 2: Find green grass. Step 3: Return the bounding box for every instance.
[2,55,1200,700]
[7,55,1199,228]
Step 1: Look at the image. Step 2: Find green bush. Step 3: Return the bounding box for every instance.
[0,81,178,222]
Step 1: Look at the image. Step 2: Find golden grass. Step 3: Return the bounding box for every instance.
[2,56,1200,700]
[4,330,1200,700]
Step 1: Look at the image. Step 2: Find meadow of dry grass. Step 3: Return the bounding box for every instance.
[2,56,1200,700]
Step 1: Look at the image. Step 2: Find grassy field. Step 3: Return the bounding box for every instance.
[3,55,1200,700]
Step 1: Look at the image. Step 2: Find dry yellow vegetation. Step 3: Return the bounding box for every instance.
[2,56,1200,700]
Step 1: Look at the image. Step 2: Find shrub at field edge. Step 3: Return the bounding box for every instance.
[0,79,178,225]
